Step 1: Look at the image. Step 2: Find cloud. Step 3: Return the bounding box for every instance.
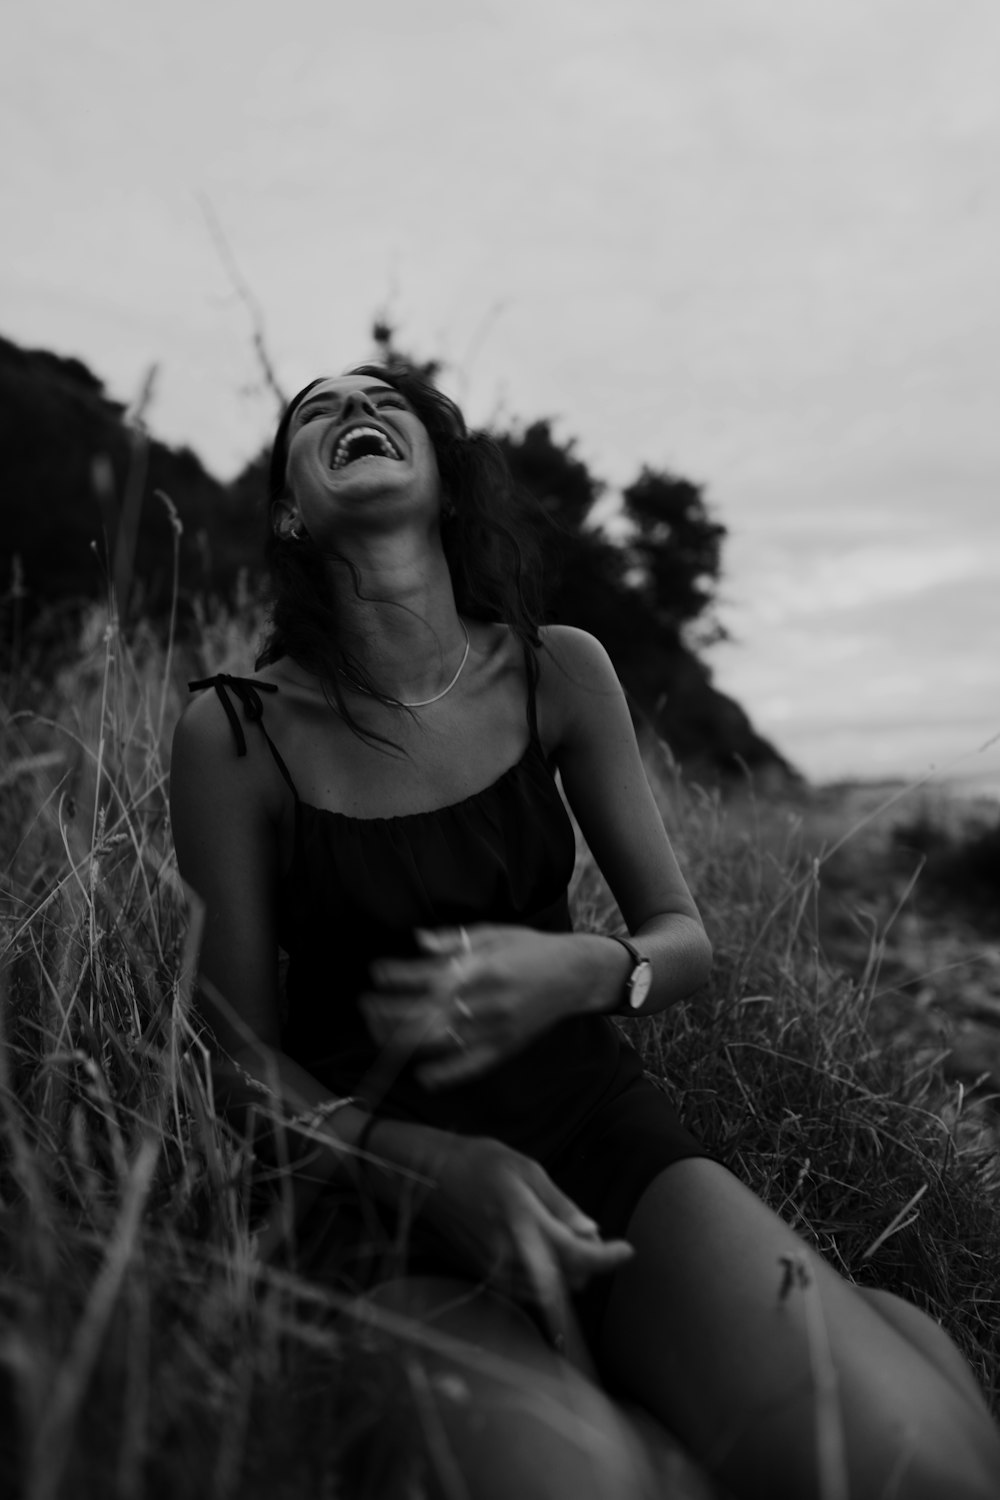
[730,536,997,624]
[710,560,1000,786]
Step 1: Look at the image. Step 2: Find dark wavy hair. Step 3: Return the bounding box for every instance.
[254,363,547,741]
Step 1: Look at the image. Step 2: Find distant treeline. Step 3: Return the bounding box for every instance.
[0,327,794,781]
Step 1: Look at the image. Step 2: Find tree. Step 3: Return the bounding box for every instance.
[370,320,442,384]
[495,419,603,534]
[621,466,727,641]
[0,334,257,620]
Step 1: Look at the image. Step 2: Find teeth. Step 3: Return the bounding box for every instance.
[330,424,402,470]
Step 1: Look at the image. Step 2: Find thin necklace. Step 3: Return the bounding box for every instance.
[339,620,471,708]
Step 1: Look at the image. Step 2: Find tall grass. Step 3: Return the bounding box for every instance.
[2,601,999,1499]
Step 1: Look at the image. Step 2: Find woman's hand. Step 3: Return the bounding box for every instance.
[360,924,622,1088]
[415,1131,634,1345]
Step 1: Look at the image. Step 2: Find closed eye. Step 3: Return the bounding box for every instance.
[300,396,406,424]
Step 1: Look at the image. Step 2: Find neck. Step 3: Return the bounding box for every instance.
[319,532,466,703]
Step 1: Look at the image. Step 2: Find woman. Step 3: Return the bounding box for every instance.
[171,365,1000,1499]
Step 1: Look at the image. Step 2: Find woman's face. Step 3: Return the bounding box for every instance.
[278,375,444,543]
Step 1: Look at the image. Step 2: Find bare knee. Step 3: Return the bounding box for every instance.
[361,1273,543,1349]
[853,1286,993,1413]
[342,1275,660,1500]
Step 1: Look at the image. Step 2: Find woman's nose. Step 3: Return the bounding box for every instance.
[339,391,377,420]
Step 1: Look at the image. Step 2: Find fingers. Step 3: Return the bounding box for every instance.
[361,990,485,1065]
[512,1216,573,1348]
[523,1171,635,1285]
[361,995,455,1052]
[417,1042,499,1090]
[500,1172,633,1295]
[415,924,511,955]
[527,1167,604,1240]
[364,942,481,1066]
[369,955,461,993]
[550,1226,635,1286]
[414,925,474,955]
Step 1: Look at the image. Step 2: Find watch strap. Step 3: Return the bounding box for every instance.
[607,934,651,1011]
[609,934,643,969]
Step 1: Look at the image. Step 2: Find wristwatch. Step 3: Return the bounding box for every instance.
[609,935,653,1011]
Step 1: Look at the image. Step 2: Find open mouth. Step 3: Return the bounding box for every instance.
[329,424,404,470]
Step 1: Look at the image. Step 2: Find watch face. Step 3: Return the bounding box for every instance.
[629,959,653,1009]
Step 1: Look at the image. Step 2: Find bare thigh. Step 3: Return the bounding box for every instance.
[597,1159,1000,1500]
[343,1274,663,1500]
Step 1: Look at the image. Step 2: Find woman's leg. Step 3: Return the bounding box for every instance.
[597,1159,1000,1500]
[854,1285,995,1417]
[343,1274,668,1500]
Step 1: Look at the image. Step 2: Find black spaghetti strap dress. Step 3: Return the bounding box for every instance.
[189,655,714,1352]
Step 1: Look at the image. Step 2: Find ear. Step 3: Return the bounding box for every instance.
[271,497,302,541]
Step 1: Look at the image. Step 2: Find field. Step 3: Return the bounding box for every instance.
[2,597,999,1499]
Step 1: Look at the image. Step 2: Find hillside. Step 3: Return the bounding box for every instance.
[0,334,260,617]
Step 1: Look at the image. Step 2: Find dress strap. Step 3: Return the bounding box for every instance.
[521,640,541,747]
[188,674,300,802]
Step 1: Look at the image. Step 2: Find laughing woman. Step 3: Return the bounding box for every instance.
[171,364,1000,1499]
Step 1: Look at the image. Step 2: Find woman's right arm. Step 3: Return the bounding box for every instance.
[169,692,375,1184]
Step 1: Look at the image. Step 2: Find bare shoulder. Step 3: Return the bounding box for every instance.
[173,677,246,760]
[171,672,285,816]
[535,625,623,746]
[175,664,284,740]
[538,624,617,683]
[173,677,229,747]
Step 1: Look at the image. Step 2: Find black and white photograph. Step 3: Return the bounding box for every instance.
[2,3,1000,1496]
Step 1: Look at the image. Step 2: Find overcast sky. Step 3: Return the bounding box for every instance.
[3,0,999,794]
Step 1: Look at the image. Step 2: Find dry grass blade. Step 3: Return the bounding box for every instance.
[27,1138,159,1500]
[861,1184,929,1263]
[0,752,66,792]
[784,1252,849,1500]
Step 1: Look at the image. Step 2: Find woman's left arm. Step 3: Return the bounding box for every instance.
[542,623,713,1018]
[362,626,712,1087]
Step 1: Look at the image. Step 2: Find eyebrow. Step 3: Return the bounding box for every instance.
[295,385,405,420]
